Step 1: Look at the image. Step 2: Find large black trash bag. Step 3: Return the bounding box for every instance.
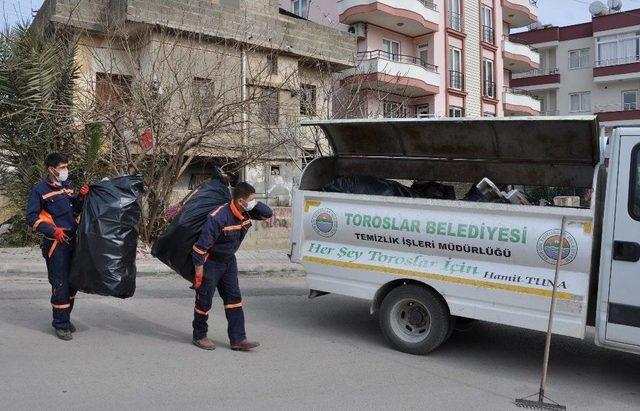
[151,168,230,282]
[323,176,414,198]
[70,174,144,298]
[411,181,456,200]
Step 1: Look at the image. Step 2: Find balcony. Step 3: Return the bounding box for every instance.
[595,103,640,124]
[338,0,439,37]
[503,37,539,73]
[502,0,538,28]
[593,56,640,82]
[511,67,560,89]
[341,50,440,97]
[503,87,541,116]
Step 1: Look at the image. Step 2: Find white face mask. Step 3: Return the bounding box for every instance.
[244,199,257,211]
[56,169,69,182]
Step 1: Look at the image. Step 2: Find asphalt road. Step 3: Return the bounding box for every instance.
[1,274,639,410]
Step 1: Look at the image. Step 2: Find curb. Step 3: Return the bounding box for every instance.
[0,264,305,277]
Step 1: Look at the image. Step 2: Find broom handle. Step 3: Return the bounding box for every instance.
[539,216,567,402]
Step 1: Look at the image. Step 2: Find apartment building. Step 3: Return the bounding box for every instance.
[33,0,354,205]
[282,0,542,118]
[511,7,640,134]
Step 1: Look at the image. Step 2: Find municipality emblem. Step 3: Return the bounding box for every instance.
[536,229,578,266]
[311,209,338,238]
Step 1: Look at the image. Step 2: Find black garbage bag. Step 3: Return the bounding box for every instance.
[151,168,230,283]
[323,176,414,198]
[411,181,456,200]
[70,175,144,298]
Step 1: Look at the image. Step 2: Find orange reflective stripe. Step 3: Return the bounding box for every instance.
[42,190,66,200]
[193,245,207,255]
[48,240,59,258]
[210,205,225,217]
[242,220,252,226]
[224,302,243,309]
[52,303,71,309]
[194,307,211,316]
[222,225,242,231]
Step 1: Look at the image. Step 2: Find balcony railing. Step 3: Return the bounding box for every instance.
[595,55,640,68]
[512,67,559,79]
[504,86,540,100]
[482,25,495,44]
[449,70,464,90]
[448,11,464,32]
[483,81,496,98]
[503,35,538,52]
[417,0,437,11]
[357,50,439,73]
[595,103,639,112]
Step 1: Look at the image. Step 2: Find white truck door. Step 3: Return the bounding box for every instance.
[605,134,640,347]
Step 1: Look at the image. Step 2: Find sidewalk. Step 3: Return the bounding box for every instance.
[0,247,303,276]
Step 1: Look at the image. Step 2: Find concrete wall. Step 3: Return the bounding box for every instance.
[241,206,291,249]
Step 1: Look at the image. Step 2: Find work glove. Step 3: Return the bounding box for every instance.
[193,265,204,290]
[79,185,90,197]
[53,227,69,243]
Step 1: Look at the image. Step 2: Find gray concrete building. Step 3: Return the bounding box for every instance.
[33,0,355,206]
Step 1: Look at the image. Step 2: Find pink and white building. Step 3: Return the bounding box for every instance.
[511,7,640,134]
[282,0,541,118]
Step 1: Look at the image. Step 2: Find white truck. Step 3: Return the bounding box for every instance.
[289,117,640,355]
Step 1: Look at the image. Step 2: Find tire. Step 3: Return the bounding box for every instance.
[378,285,451,355]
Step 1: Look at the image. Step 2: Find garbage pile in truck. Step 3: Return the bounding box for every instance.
[323,176,533,205]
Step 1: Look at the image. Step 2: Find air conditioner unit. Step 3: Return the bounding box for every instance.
[348,23,366,39]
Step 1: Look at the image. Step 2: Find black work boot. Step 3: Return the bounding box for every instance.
[69,323,76,333]
[55,328,72,341]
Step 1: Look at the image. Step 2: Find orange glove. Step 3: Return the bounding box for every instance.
[53,227,69,243]
[79,185,90,197]
[194,265,204,289]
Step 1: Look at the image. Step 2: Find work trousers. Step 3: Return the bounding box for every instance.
[193,256,246,343]
[42,238,77,330]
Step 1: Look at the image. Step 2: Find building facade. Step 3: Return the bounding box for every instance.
[282,0,541,118]
[511,8,640,134]
[33,0,354,205]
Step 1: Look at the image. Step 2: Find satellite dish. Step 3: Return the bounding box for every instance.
[608,0,623,11]
[589,1,608,16]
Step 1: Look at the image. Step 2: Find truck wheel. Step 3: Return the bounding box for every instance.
[379,285,451,355]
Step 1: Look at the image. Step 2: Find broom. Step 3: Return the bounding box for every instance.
[515,216,567,411]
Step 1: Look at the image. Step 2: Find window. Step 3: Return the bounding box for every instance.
[483,112,495,117]
[482,6,493,44]
[256,87,279,125]
[384,101,406,118]
[596,32,640,66]
[448,0,462,32]
[416,104,431,118]
[449,106,464,117]
[570,92,590,112]
[631,145,640,220]
[266,54,278,74]
[483,59,495,98]
[623,90,638,111]
[193,78,215,108]
[300,84,316,116]
[301,148,317,169]
[95,73,132,110]
[292,0,308,18]
[270,165,281,176]
[383,39,400,61]
[569,49,590,69]
[449,47,463,90]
